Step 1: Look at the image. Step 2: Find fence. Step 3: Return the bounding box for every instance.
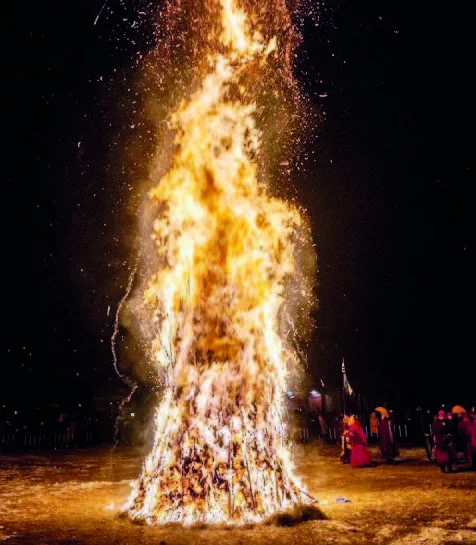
[0,431,95,451]
[295,423,412,443]
[1,423,424,450]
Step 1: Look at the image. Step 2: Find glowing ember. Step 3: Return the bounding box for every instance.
[122,0,316,525]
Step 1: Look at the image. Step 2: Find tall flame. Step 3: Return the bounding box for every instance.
[123,0,315,525]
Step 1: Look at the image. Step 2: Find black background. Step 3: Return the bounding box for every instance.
[3,0,473,412]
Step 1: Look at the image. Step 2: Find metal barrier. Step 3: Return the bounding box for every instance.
[295,428,310,442]
[293,423,411,444]
[0,432,94,451]
[0,422,419,450]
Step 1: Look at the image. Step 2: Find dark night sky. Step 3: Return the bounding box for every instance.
[3,1,473,412]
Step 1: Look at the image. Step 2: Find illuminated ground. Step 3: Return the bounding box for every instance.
[1,442,475,544]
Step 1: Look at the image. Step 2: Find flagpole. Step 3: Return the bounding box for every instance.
[343,383,346,415]
[342,357,346,416]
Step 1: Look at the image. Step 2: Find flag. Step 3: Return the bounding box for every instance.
[341,357,353,396]
[343,374,353,396]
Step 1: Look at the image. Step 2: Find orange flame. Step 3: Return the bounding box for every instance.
[123,0,315,525]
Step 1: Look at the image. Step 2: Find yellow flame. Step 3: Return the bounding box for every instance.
[123,0,314,525]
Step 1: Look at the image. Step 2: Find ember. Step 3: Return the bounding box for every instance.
[123,0,315,525]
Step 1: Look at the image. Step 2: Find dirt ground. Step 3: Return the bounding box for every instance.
[1,442,475,545]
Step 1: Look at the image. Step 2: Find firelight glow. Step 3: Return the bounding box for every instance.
[122,0,316,525]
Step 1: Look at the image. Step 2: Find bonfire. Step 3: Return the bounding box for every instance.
[122,0,315,525]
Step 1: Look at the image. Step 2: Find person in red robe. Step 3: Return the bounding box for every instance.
[345,416,373,468]
[376,410,399,464]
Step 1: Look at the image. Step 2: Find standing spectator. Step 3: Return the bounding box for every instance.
[376,408,399,464]
[457,412,473,468]
[369,411,379,439]
[469,411,476,470]
[319,414,328,441]
[311,411,322,439]
[433,409,454,473]
[446,410,459,462]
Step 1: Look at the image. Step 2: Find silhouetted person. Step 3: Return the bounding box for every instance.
[433,409,454,473]
[458,412,473,468]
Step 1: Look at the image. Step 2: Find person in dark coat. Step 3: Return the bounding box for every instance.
[469,412,476,470]
[446,410,458,462]
[457,412,473,468]
[433,409,454,473]
[377,410,398,464]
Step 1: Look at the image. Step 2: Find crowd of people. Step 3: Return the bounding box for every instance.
[339,408,398,468]
[338,405,476,472]
[432,407,476,473]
